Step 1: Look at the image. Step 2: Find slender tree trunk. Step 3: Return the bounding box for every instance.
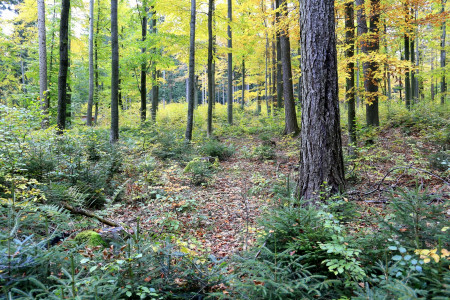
[279,0,299,135]
[365,0,380,127]
[185,0,196,141]
[356,0,366,107]
[94,0,100,125]
[411,24,416,103]
[37,0,48,128]
[431,49,435,101]
[404,2,411,109]
[207,0,215,137]
[345,1,356,149]
[298,0,345,200]
[57,0,70,133]
[441,0,447,104]
[110,0,119,143]
[275,0,283,109]
[87,0,94,126]
[48,0,57,109]
[241,59,245,109]
[227,0,233,124]
[256,85,261,115]
[140,2,148,123]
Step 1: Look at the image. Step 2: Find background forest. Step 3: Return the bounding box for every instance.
[0,0,449,299]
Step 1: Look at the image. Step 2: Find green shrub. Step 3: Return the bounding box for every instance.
[199,139,234,161]
[184,157,218,186]
[252,145,276,160]
[428,151,449,171]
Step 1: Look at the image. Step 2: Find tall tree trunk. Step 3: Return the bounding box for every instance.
[345,0,356,149]
[365,0,380,127]
[356,0,367,108]
[94,0,100,125]
[275,0,283,108]
[279,0,299,135]
[298,0,345,200]
[404,2,411,109]
[431,49,435,101]
[410,22,416,103]
[110,0,119,143]
[241,59,245,109]
[207,0,215,137]
[48,0,57,109]
[87,0,94,126]
[37,0,48,128]
[441,0,447,104]
[57,0,70,133]
[256,85,261,115]
[140,1,148,122]
[152,71,159,120]
[185,0,196,141]
[227,0,233,124]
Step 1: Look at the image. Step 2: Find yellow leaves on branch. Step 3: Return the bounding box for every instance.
[415,248,450,266]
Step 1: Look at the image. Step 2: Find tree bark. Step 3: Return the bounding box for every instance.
[298,0,345,200]
[441,0,447,104]
[94,0,101,125]
[345,0,356,148]
[241,59,245,109]
[110,0,119,143]
[140,1,148,123]
[207,0,215,137]
[87,0,94,126]
[37,0,48,128]
[185,0,196,141]
[279,0,299,135]
[57,0,70,133]
[227,0,233,124]
[275,0,283,109]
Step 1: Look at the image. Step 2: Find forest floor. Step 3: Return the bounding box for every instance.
[109,125,449,258]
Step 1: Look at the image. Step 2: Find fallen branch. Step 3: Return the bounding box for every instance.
[61,202,120,227]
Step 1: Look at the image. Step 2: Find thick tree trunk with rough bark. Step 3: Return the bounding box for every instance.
[110,0,119,143]
[227,0,233,124]
[279,0,298,135]
[185,0,196,141]
[345,1,356,148]
[298,0,345,201]
[87,0,94,126]
[38,0,48,128]
[57,0,70,133]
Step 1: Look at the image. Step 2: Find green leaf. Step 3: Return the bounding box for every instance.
[388,246,397,251]
[399,247,406,253]
[392,255,402,261]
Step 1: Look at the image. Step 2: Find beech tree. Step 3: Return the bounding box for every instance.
[207,0,215,137]
[185,0,196,141]
[227,0,233,125]
[298,0,345,200]
[86,0,94,126]
[37,0,47,128]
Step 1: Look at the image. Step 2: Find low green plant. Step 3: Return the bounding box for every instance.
[199,139,234,161]
[252,145,276,160]
[183,157,218,186]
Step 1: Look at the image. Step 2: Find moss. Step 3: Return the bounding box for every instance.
[74,230,107,247]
